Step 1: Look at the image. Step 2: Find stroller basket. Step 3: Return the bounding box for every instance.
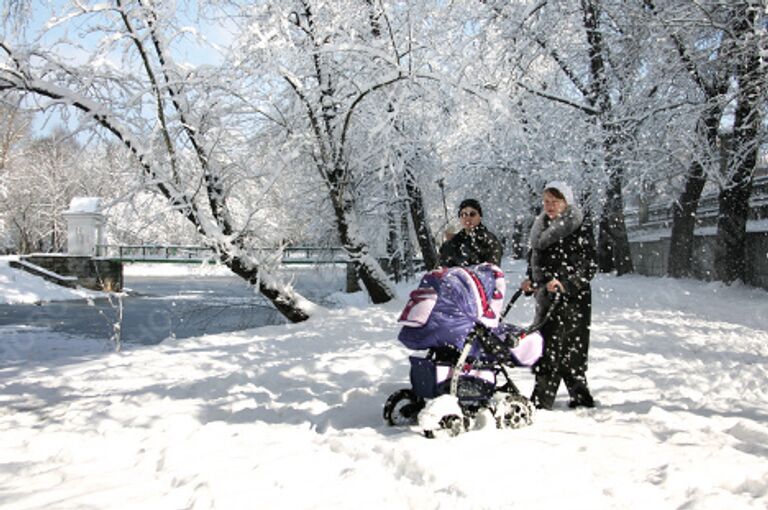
[409,355,496,402]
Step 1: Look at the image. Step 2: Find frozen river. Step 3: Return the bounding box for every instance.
[0,267,347,345]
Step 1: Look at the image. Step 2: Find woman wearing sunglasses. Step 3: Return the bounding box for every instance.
[438,198,503,267]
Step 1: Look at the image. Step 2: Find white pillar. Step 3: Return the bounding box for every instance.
[63,197,106,256]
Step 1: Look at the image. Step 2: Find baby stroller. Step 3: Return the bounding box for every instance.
[383,263,555,437]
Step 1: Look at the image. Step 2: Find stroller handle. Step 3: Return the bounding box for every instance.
[499,288,524,321]
[524,291,562,335]
[500,287,562,335]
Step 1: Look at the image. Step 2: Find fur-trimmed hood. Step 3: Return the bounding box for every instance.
[529,205,584,282]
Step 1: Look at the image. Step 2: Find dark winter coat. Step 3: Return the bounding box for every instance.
[526,205,597,409]
[439,223,503,267]
[527,204,596,326]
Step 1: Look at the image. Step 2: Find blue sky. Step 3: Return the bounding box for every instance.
[22,0,231,136]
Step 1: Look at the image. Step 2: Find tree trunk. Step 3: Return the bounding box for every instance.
[598,177,634,274]
[510,217,525,259]
[715,181,752,283]
[226,255,311,323]
[581,0,632,275]
[667,161,707,278]
[598,139,634,275]
[404,166,439,270]
[329,183,396,304]
[386,204,403,282]
[596,214,614,273]
[715,4,761,284]
[400,198,416,280]
[667,99,724,278]
[13,216,30,255]
[385,187,417,282]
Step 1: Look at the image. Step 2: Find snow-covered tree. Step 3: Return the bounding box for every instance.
[0,129,135,253]
[227,1,509,299]
[1,0,316,321]
[4,131,79,252]
[639,1,766,282]
[4,0,761,298]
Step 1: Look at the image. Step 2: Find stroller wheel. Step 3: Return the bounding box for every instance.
[494,394,535,429]
[441,414,465,436]
[383,389,422,426]
[423,414,464,438]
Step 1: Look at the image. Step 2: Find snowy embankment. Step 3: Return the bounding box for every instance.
[0,257,101,304]
[1,260,767,509]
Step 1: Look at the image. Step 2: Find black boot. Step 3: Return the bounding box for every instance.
[567,393,595,408]
[530,392,553,410]
[530,375,559,410]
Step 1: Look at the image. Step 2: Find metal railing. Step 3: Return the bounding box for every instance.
[97,244,216,262]
[625,173,768,233]
[96,245,350,265]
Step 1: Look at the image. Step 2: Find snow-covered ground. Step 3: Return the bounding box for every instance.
[1,259,767,509]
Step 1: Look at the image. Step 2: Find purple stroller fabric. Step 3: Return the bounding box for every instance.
[398,264,502,354]
[397,264,542,365]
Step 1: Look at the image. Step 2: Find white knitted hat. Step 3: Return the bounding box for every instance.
[544,180,575,204]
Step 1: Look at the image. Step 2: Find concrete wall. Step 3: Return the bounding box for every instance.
[629,231,768,290]
[22,255,123,291]
[630,238,669,277]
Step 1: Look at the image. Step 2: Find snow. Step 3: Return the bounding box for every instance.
[747,219,768,233]
[0,257,100,304]
[418,394,463,432]
[65,197,103,214]
[1,260,768,509]
[122,262,233,278]
[12,259,78,282]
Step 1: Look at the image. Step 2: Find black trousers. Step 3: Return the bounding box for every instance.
[530,290,593,409]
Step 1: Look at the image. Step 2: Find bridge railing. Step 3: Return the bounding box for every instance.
[97,245,350,264]
[276,246,348,264]
[98,244,217,261]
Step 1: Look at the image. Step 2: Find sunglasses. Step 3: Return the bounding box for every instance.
[459,211,479,218]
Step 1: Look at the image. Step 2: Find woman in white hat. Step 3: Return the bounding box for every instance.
[521,181,597,410]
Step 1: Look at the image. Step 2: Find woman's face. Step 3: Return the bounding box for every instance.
[542,191,567,219]
[459,207,482,231]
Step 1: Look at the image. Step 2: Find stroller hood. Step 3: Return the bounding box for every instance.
[397,264,505,353]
